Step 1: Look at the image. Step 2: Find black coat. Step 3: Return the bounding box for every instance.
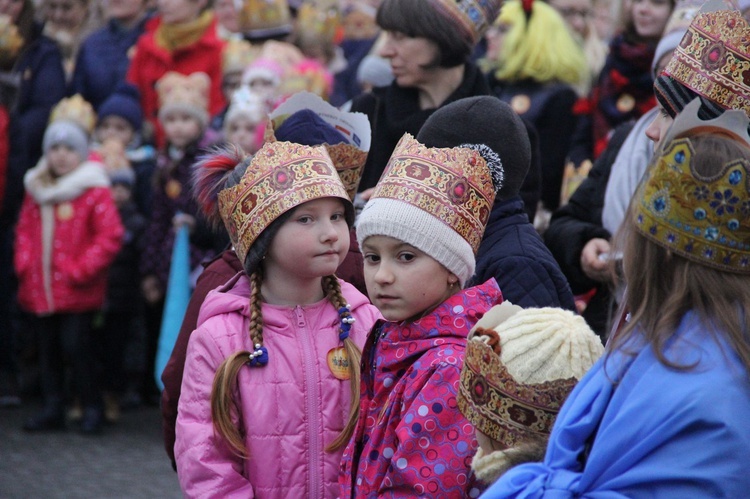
[470,196,576,311]
[351,62,490,192]
[543,121,635,335]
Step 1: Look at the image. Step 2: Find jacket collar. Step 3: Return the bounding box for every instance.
[24,159,110,205]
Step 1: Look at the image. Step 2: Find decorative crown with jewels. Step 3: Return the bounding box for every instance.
[49,94,96,133]
[633,98,750,273]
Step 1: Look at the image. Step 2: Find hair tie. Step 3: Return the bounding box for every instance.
[247,344,269,367]
[338,304,356,342]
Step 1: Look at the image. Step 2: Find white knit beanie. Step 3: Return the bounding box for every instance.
[43,120,89,161]
[357,198,476,286]
[498,307,604,384]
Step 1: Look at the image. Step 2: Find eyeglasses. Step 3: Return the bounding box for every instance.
[557,7,592,20]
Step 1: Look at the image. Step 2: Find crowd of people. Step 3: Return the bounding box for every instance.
[1,0,750,497]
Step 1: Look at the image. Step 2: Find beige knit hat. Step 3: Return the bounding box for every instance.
[458,304,603,481]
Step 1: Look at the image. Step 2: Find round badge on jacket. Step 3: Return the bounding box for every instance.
[57,202,74,220]
[165,179,182,199]
[327,347,351,380]
[510,94,531,115]
[616,94,635,113]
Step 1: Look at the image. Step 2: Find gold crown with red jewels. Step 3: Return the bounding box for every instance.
[217,140,350,263]
[633,98,750,273]
[663,0,750,116]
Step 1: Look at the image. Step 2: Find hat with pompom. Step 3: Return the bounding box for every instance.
[457,303,603,480]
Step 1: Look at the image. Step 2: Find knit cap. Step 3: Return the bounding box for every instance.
[457,304,603,475]
[98,82,143,132]
[356,132,496,286]
[241,57,284,88]
[417,96,529,201]
[43,120,89,161]
[223,86,267,131]
[156,71,211,128]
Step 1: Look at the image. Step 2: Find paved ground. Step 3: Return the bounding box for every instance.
[0,399,182,498]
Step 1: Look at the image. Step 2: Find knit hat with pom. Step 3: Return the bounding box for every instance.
[417,96,530,201]
[457,304,603,482]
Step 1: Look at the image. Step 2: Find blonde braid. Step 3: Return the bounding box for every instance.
[246,269,268,366]
[323,275,363,452]
[209,269,266,457]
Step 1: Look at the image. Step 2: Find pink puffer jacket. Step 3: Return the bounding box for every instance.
[175,273,380,498]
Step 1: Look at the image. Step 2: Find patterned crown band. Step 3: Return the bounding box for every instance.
[265,124,367,201]
[457,335,577,447]
[427,0,504,44]
[634,138,750,273]
[217,141,350,264]
[663,6,750,116]
[370,134,495,253]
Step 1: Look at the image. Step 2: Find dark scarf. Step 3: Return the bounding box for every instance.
[591,34,656,157]
[358,62,490,191]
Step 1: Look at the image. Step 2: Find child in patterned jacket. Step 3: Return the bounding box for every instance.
[338,110,507,496]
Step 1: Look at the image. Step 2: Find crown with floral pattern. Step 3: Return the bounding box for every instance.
[633,99,750,273]
[296,0,341,45]
[370,133,495,253]
[427,0,504,44]
[217,140,350,264]
[49,94,96,134]
[663,0,750,116]
[239,0,292,39]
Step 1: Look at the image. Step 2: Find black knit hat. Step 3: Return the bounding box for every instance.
[417,96,531,200]
[653,74,726,120]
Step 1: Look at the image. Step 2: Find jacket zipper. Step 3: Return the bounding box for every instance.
[296,306,322,498]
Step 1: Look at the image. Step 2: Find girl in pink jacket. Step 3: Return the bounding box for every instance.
[175,141,380,498]
[15,119,123,434]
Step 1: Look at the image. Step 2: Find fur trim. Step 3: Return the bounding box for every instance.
[24,159,110,205]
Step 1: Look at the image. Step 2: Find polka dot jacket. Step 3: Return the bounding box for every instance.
[339,279,503,498]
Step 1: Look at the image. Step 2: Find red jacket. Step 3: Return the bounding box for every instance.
[126,14,226,147]
[14,160,123,314]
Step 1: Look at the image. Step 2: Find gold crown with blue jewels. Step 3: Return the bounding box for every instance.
[633,98,750,273]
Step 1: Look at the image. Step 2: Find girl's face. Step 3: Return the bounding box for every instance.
[226,117,260,155]
[47,143,81,177]
[362,235,458,322]
[645,104,673,148]
[45,0,88,31]
[378,31,441,89]
[102,0,144,24]
[549,0,593,38]
[484,23,509,62]
[631,0,672,40]
[264,198,350,281]
[0,0,25,23]
[157,0,204,25]
[96,115,135,146]
[161,111,202,149]
[214,0,238,33]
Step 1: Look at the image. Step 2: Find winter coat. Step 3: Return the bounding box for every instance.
[1,23,66,226]
[70,15,152,110]
[14,160,123,314]
[484,311,750,498]
[350,62,490,192]
[491,80,578,211]
[175,272,381,498]
[126,14,226,147]
[339,279,503,499]
[140,134,218,290]
[544,122,634,336]
[105,200,146,312]
[470,196,575,311]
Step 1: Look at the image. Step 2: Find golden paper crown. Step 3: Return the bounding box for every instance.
[49,94,96,134]
[217,140,350,264]
[458,331,578,447]
[427,0,504,44]
[370,133,495,254]
[279,59,334,101]
[156,71,210,124]
[633,99,750,273]
[239,0,292,39]
[222,38,260,75]
[0,15,23,61]
[664,0,750,115]
[296,1,341,45]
